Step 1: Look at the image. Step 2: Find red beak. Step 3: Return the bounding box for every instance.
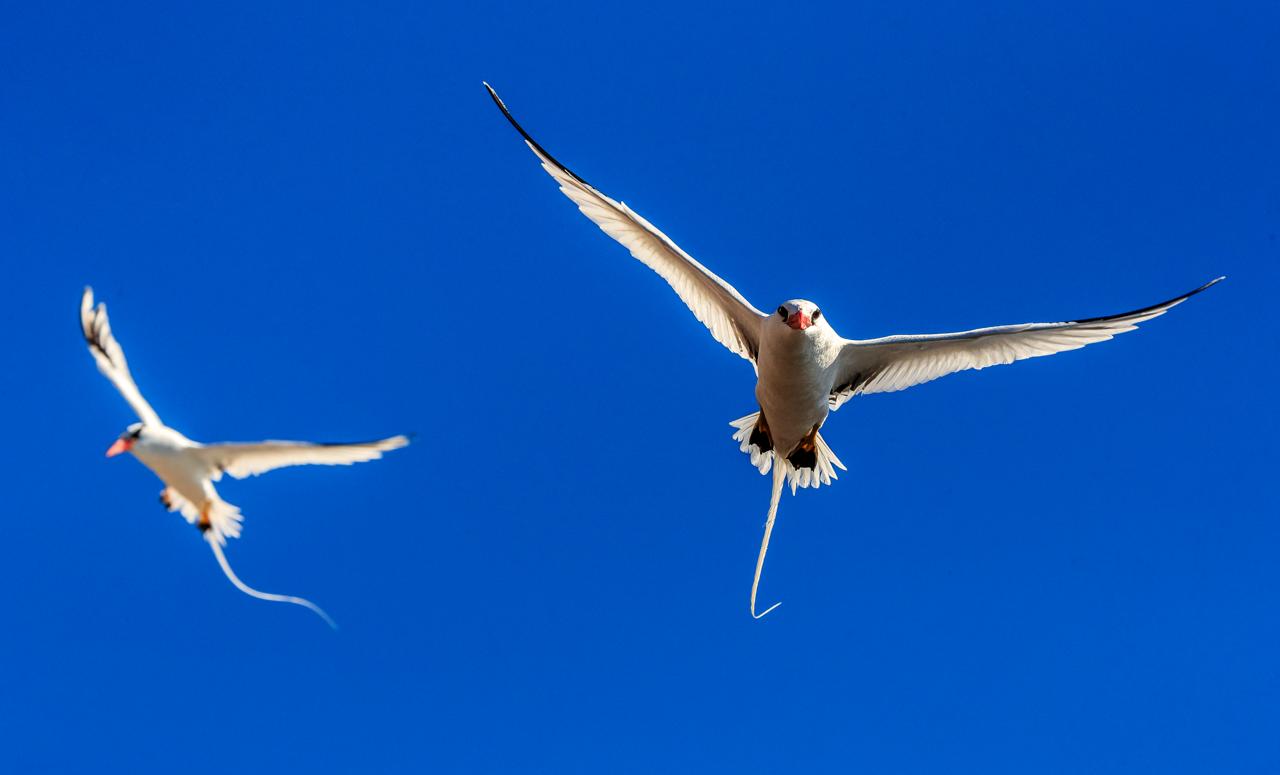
[105,438,133,457]
[786,311,813,331]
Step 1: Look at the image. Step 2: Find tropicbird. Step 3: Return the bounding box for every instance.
[485,83,1223,618]
[80,286,408,627]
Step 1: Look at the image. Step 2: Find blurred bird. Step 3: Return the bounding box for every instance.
[485,83,1223,618]
[80,287,408,627]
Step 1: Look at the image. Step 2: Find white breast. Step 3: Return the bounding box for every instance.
[754,323,842,456]
[130,427,208,504]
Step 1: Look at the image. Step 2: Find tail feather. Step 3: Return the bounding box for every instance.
[201,500,244,546]
[207,536,337,629]
[730,411,847,493]
[164,489,243,546]
[733,410,850,619]
[729,413,772,474]
[750,459,788,619]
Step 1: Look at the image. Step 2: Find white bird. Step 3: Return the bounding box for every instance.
[485,83,1224,619]
[80,287,409,627]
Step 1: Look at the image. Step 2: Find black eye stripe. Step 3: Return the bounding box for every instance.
[813,309,822,320]
[776,306,787,317]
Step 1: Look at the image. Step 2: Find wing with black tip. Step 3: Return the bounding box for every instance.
[829,277,1224,408]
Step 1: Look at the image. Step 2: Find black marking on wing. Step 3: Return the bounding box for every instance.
[484,83,763,363]
[81,308,119,371]
[829,369,881,408]
[1073,276,1224,325]
[826,277,1222,407]
[313,439,399,448]
[484,82,593,189]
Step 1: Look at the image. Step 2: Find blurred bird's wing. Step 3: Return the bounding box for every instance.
[196,435,410,479]
[829,278,1223,409]
[486,83,766,364]
[80,287,163,426]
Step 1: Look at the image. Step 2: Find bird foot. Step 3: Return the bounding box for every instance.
[750,409,774,454]
[785,423,822,470]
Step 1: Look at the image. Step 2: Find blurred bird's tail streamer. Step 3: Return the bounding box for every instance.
[207,536,336,629]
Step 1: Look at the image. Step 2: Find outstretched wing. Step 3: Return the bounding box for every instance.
[829,277,1223,408]
[486,83,766,363]
[197,435,410,480]
[80,287,163,426]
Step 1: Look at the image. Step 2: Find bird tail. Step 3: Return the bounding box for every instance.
[206,535,337,629]
[729,411,847,493]
[201,500,244,546]
[163,489,244,546]
[750,457,788,619]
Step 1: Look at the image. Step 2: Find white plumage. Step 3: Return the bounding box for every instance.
[487,83,1223,618]
[830,288,1219,405]
[81,286,409,627]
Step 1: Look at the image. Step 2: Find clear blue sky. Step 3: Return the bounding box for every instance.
[2,2,1277,772]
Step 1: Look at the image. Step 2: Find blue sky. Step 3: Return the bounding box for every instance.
[2,2,1277,772]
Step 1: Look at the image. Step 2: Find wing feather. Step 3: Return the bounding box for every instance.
[486,83,765,363]
[80,287,162,426]
[829,278,1223,408]
[198,435,410,480]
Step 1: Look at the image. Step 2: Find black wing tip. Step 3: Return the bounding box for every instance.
[481,81,588,186]
[482,80,524,134]
[314,434,411,449]
[1173,275,1226,304]
[1074,275,1226,325]
[1195,275,1226,294]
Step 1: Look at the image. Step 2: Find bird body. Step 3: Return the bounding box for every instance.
[129,425,198,484]
[81,287,408,626]
[127,425,212,519]
[486,83,1223,618]
[755,301,845,465]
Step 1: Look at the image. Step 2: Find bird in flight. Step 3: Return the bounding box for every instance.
[80,287,408,627]
[484,83,1223,619]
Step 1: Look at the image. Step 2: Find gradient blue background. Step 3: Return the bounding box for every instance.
[2,2,1277,772]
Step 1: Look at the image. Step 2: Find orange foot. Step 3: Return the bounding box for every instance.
[198,503,212,534]
[785,423,822,470]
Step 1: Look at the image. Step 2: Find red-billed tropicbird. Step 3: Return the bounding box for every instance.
[485,83,1223,619]
[81,287,408,627]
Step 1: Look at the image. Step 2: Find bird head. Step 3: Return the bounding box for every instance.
[106,423,144,457]
[772,300,825,333]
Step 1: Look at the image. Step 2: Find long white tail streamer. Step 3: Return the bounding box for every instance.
[750,458,788,619]
[207,537,337,629]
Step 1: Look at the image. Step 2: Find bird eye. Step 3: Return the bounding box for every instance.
[777,306,787,317]
[813,309,822,321]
